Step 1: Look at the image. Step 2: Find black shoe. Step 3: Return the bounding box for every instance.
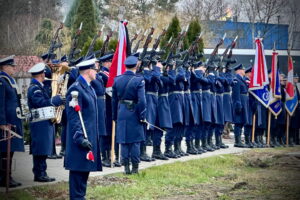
[152,146,169,160]
[0,179,19,188]
[34,176,55,182]
[131,163,139,174]
[47,154,57,159]
[124,161,131,175]
[113,161,122,167]
[102,159,111,167]
[186,141,198,155]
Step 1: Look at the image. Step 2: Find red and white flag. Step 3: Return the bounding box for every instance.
[106,21,130,89]
[249,38,270,107]
[286,55,294,100]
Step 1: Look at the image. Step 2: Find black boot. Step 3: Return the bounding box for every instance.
[219,135,229,148]
[173,141,182,157]
[202,138,213,152]
[245,135,254,148]
[131,163,139,174]
[123,160,131,175]
[194,139,204,153]
[164,143,178,158]
[113,151,122,167]
[152,145,169,160]
[255,134,262,148]
[259,135,266,148]
[270,136,276,148]
[140,145,152,162]
[186,140,198,155]
[274,136,281,147]
[234,135,245,148]
[102,150,111,167]
[146,134,153,146]
[208,135,217,150]
[59,144,65,156]
[215,134,221,149]
[289,136,295,147]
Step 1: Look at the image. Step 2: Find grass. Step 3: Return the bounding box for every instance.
[1,146,300,200]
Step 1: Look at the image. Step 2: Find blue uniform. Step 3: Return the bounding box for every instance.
[112,71,146,164]
[222,71,235,123]
[27,78,63,178]
[0,71,24,152]
[65,75,102,199]
[232,74,250,142]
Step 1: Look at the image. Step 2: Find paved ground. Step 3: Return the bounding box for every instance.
[0,135,250,191]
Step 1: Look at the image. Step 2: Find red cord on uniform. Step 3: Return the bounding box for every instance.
[74,105,81,112]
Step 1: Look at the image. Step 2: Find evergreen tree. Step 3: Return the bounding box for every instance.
[81,38,103,57]
[71,0,97,48]
[160,15,181,57]
[184,19,204,53]
[64,0,80,28]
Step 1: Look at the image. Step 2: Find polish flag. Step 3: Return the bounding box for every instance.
[286,55,294,100]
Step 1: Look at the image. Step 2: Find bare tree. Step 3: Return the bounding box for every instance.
[180,0,228,21]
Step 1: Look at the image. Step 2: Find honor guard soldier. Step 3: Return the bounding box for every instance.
[27,63,64,182]
[232,64,250,147]
[290,74,300,145]
[96,53,121,167]
[112,55,147,174]
[0,55,24,187]
[65,58,102,199]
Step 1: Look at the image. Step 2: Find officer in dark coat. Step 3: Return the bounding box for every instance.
[112,56,146,174]
[0,56,24,187]
[65,58,102,199]
[232,64,249,147]
[27,63,64,182]
[153,64,172,160]
[243,66,256,148]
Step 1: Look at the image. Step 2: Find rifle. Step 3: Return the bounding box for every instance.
[68,22,83,62]
[139,27,155,60]
[130,30,140,47]
[85,25,104,58]
[182,32,204,69]
[132,30,147,53]
[225,36,238,69]
[205,33,226,72]
[99,29,113,57]
[46,22,64,62]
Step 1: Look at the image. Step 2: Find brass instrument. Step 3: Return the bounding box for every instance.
[50,63,70,124]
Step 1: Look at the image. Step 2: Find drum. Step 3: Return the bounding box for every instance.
[30,106,56,122]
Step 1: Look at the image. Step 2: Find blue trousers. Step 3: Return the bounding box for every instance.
[234,124,243,136]
[193,125,203,140]
[244,125,252,137]
[185,126,194,141]
[121,142,140,164]
[152,129,163,146]
[32,155,47,178]
[69,171,89,200]
[214,124,224,137]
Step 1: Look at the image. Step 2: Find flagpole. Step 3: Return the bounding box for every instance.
[251,113,256,143]
[111,120,116,168]
[267,110,271,147]
[286,115,290,146]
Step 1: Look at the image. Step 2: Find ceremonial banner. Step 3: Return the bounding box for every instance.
[106,21,130,89]
[249,38,270,107]
[285,55,298,115]
[268,50,282,117]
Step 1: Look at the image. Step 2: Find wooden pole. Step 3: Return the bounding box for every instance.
[111,120,116,168]
[6,129,11,193]
[286,115,290,146]
[267,111,271,146]
[251,114,256,143]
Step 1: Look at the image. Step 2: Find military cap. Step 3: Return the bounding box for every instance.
[41,52,56,60]
[51,59,61,64]
[245,66,252,73]
[124,56,138,68]
[60,55,68,62]
[76,58,97,71]
[0,55,16,66]
[85,54,96,60]
[70,56,84,66]
[233,63,245,71]
[28,63,46,75]
[98,53,114,62]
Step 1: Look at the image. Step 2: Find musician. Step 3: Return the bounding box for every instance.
[27,63,64,182]
[65,58,102,199]
[112,56,146,174]
[0,55,24,187]
[232,63,249,147]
